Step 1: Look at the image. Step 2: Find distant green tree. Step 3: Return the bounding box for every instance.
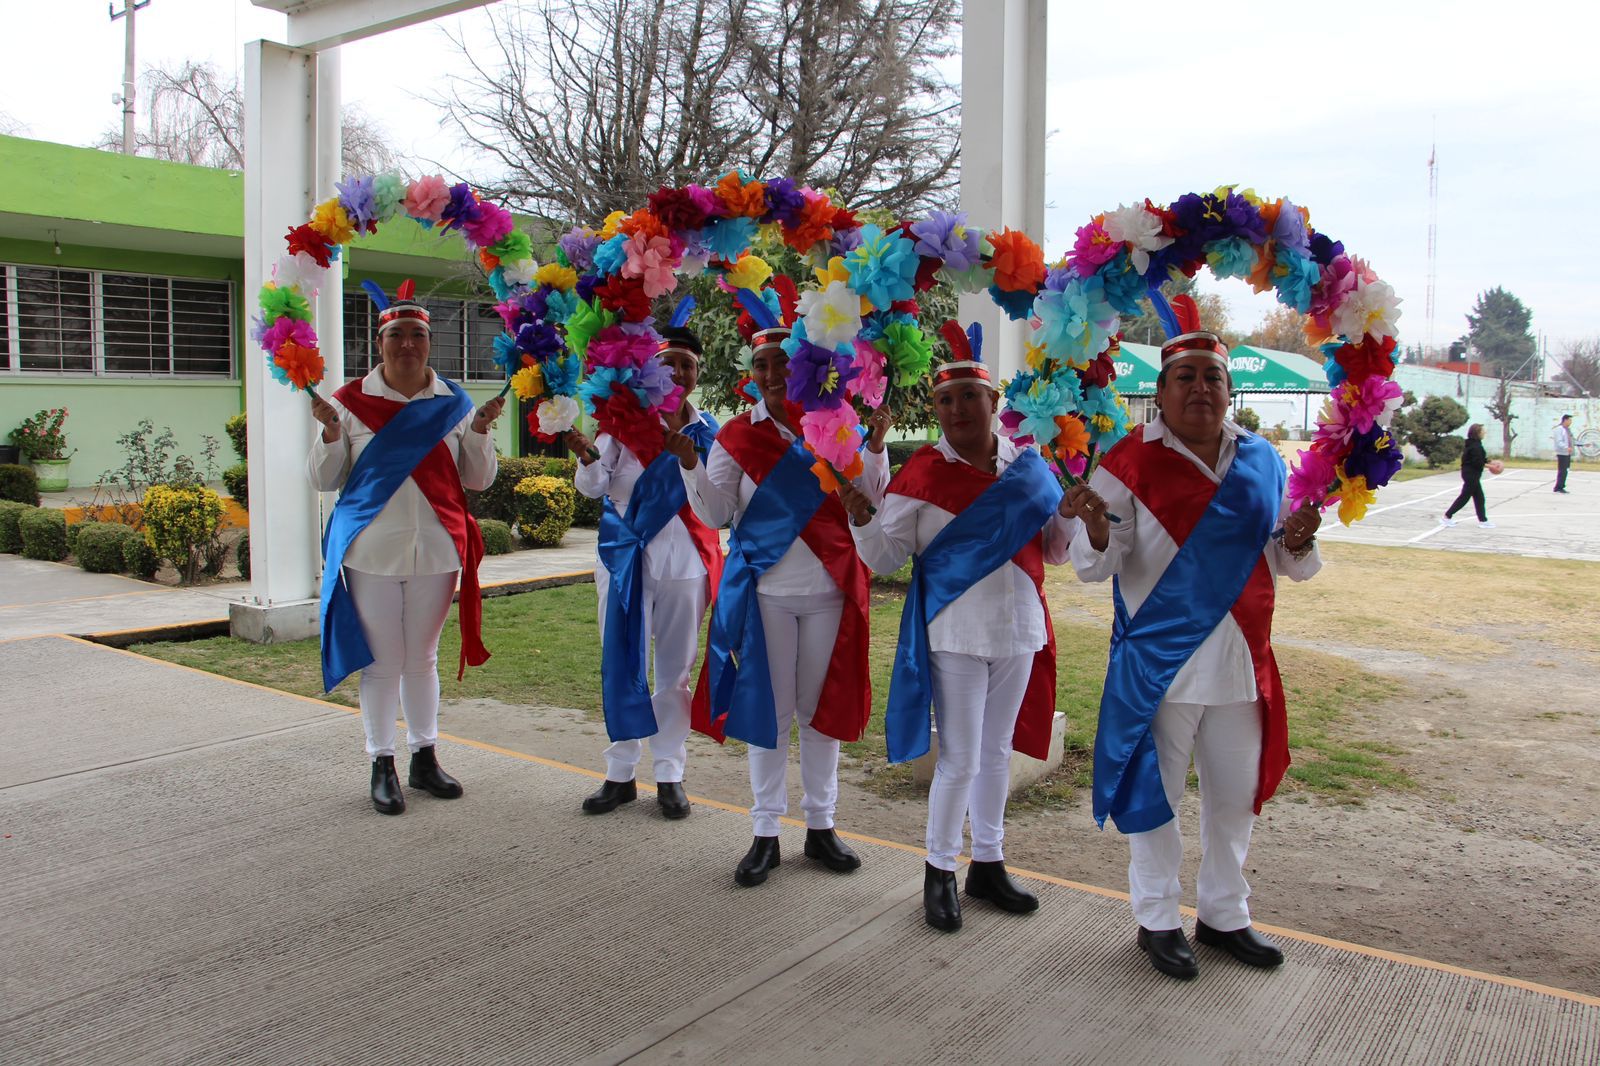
[1391,394,1468,468]
[1461,287,1537,380]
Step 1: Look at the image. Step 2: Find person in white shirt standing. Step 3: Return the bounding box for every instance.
[838,322,1075,933]
[1059,323,1322,980]
[1553,414,1575,494]
[566,323,722,820]
[309,280,503,816]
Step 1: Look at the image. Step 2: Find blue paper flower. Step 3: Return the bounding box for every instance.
[1273,247,1320,313]
[1206,237,1258,282]
[844,224,919,309]
[1097,250,1147,317]
[544,289,579,325]
[989,284,1036,321]
[487,267,510,301]
[592,233,630,277]
[541,352,582,396]
[578,365,628,414]
[1010,375,1083,446]
[1343,424,1403,488]
[1320,343,1349,388]
[492,333,521,377]
[700,216,758,262]
[1308,232,1345,267]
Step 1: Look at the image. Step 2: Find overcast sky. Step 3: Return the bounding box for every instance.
[4,0,1596,367]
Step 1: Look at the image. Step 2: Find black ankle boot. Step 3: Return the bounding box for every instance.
[371,755,405,815]
[581,779,637,814]
[965,860,1039,913]
[734,836,781,887]
[923,862,961,932]
[408,745,464,799]
[803,828,861,872]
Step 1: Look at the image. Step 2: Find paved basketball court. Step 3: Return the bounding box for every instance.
[3,633,1595,1065]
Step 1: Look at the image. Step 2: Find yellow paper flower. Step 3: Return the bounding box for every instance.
[308,198,356,246]
[510,364,545,402]
[813,255,851,287]
[599,210,626,239]
[1336,470,1375,526]
[724,254,773,291]
[535,263,579,292]
[1025,340,1049,370]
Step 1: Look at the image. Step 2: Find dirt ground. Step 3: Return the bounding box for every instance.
[431,545,1600,999]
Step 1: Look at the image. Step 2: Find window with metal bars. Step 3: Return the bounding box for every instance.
[3,264,232,376]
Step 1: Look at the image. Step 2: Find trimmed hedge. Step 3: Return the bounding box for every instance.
[474,454,601,529]
[0,463,40,505]
[0,500,32,552]
[225,413,248,461]
[124,533,159,580]
[479,517,514,555]
[885,439,930,468]
[222,462,249,511]
[18,507,68,561]
[513,475,575,548]
[75,521,132,573]
[236,529,250,581]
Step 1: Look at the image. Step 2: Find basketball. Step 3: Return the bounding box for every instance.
[1487,460,1505,475]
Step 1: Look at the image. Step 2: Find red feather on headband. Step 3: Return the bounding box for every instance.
[1170,293,1202,334]
[397,279,416,302]
[939,320,972,362]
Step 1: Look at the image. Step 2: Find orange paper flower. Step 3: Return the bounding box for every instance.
[618,208,670,241]
[988,228,1046,292]
[274,341,324,391]
[478,248,501,272]
[1052,415,1091,461]
[810,451,865,493]
[782,194,838,252]
[715,170,768,218]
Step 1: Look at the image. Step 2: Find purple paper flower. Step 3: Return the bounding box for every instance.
[1342,424,1403,489]
[335,176,378,232]
[1271,200,1310,254]
[764,177,806,226]
[1308,232,1345,267]
[575,274,600,303]
[438,183,480,234]
[559,229,603,273]
[908,210,982,272]
[515,320,564,362]
[631,356,682,410]
[829,225,864,258]
[784,338,858,410]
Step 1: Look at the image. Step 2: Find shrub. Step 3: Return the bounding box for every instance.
[0,463,40,505]
[513,475,575,548]
[224,413,248,461]
[1391,395,1468,468]
[18,507,68,561]
[479,517,514,555]
[236,529,250,581]
[472,455,548,523]
[1234,407,1262,433]
[142,484,226,583]
[122,531,159,580]
[66,517,86,553]
[885,440,927,468]
[0,500,32,552]
[222,462,249,511]
[74,521,130,573]
[539,458,601,527]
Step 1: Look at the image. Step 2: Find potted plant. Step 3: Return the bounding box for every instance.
[9,408,73,491]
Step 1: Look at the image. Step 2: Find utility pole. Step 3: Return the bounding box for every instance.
[1425,136,1438,359]
[109,0,152,155]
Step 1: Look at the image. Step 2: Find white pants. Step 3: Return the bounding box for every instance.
[926,651,1033,871]
[1127,698,1263,932]
[594,571,708,784]
[345,568,460,761]
[748,589,845,837]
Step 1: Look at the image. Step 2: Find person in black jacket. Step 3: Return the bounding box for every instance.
[1441,424,1495,528]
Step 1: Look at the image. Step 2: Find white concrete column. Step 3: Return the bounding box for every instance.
[236,39,326,642]
[958,0,1047,385]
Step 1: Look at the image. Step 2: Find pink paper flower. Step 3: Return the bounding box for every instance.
[1311,394,1357,457]
[1288,444,1339,511]
[621,232,682,298]
[261,316,317,355]
[462,201,515,249]
[801,405,863,471]
[1338,375,1404,433]
[404,175,451,222]
[1067,219,1121,276]
[585,324,658,370]
[998,408,1034,445]
[849,339,887,408]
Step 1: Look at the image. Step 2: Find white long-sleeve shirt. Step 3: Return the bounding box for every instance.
[851,436,1073,659]
[1067,414,1320,705]
[680,399,889,597]
[307,367,497,576]
[572,408,717,581]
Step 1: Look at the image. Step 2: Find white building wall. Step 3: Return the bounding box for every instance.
[1391,365,1598,458]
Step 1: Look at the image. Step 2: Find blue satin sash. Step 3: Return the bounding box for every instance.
[1092,434,1285,832]
[680,411,719,461]
[885,449,1062,763]
[319,379,474,692]
[596,451,696,740]
[703,437,828,749]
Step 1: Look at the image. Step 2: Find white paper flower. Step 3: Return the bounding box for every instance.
[1329,277,1403,343]
[1101,202,1173,275]
[796,280,863,351]
[502,257,538,288]
[272,251,325,296]
[536,394,580,435]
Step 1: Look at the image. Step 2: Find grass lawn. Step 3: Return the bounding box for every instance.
[136,574,1413,807]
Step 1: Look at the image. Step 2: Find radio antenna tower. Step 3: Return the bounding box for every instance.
[1425,136,1438,358]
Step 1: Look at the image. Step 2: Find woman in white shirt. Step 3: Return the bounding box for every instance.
[308,284,503,816]
[838,335,1074,932]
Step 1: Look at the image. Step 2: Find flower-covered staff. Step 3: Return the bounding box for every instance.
[566,297,724,820]
[1059,297,1322,980]
[307,280,504,816]
[838,322,1075,933]
[665,283,891,887]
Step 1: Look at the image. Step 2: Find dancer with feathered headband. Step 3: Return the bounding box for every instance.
[1059,294,1322,980]
[308,279,506,816]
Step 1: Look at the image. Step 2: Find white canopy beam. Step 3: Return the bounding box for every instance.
[252,0,496,53]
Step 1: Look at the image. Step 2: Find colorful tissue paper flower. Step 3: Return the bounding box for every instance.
[558,229,604,273]
[909,210,983,272]
[404,175,451,222]
[940,259,992,294]
[272,251,324,296]
[284,223,335,268]
[259,283,313,323]
[617,208,669,241]
[648,185,710,232]
[988,228,1047,292]
[308,198,356,246]
[1067,218,1122,277]
[714,170,768,218]
[510,364,545,402]
[843,224,919,310]
[1311,395,1357,455]
[1343,425,1403,490]
[781,191,838,252]
[541,353,582,397]
[699,216,758,262]
[1102,201,1175,275]
[502,257,538,288]
[1308,232,1345,266]
[1052,415,1091,461]
[988,284,1037,321]
[271,341,323,391]
[589,233,627,277]
[1095,251,1147,317]
[1335,469,1376,525]
[1329,275,1402,344]
[1320,344,1349,388]
[763,177,806,226]
[334,176,378,234]
[850,339,887,408]
[492,332,521,377]
[261,316,317,356]
[620,232,681,298]
[438,183,481,234]
[1010,376,1083,446]
[723,253,773,292]
[1308,254,1365,328]
[631,357,683,412]
[1033,276,1118,364]
[797,280,864,351]
[1272,247,1321,313]
[515,320,566,364]
[1330,334,1398,386]
[543,288,579,324]
[248,314,270,349]
[463,201,515,250]
[578,365,629,411]
[1206,237,1258,281]
[1171,188,1268,249]
[535,394,581,437]
[873,321,933,386]
[371,173,407,221]
[784,338,858,410]
[585,324,657,370]
[801,405,864,472]
[1288,444,1339,511]
[1337,373,1404,432]
[593,275,651,322]
[1081,350,1117,390]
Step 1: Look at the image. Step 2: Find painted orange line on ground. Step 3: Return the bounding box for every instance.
[0,586,168,611]
[480,569,595,589]
[53,636,1600,1008]
[77,618,229,639]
